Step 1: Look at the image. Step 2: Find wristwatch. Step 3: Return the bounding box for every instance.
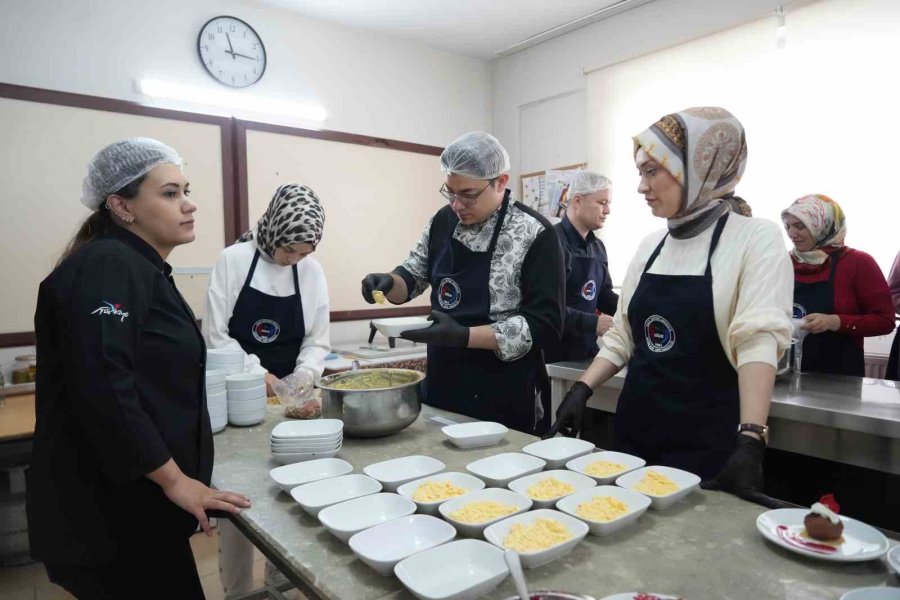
[738,423,769,444]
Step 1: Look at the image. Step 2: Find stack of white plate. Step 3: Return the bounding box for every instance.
[227,373,267,427]
[206,369,227,433]
[271,419,343,465]
[207,348,244,376]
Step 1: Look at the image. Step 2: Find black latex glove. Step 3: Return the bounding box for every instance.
[542,381,593,439]
[361,273,394,304]
[701,435,792,509]
[400,310,468,347]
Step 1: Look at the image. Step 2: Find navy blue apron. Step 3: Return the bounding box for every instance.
[426,197,544,433]
[559,244,606,361]
[614,214,739,480]
[792,252,865,377]
[228,250,306,378]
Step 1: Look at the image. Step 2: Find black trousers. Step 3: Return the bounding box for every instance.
[44,536,204,600]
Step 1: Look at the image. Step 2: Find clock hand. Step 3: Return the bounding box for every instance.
[225,32,236,57]
[232,52,257,60]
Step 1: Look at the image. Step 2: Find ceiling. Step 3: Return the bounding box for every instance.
[251,0,640,59]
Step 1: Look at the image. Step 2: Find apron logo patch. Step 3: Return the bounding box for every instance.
[252,319,281,343]
[644,315,675,353]
[793,303,807,319]
[437,277,462,310]
[91,301,129,322]
[581,279,597,301]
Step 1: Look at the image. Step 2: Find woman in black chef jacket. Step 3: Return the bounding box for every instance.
[27,138,249,600]
[547,109,794,506]
[361,131,564,434]
[204,184,329,597]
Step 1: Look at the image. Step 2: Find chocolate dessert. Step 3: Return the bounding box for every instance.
[803,493,844,542]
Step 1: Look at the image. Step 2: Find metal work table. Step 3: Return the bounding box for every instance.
[212,405,897,600]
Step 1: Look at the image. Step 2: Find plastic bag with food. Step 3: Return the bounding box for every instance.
[273,370,321,419]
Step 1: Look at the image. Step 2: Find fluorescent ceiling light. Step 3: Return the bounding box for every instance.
[139,79,327,122]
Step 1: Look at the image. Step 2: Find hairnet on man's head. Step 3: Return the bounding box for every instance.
[570,171,612,197]
[439,131,510,180]
[81,137,183,210]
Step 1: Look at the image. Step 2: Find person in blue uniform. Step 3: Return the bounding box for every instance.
[28,138,249,599]
[545,171,618,364]
[546,109,793,507]
[361,131,565,434]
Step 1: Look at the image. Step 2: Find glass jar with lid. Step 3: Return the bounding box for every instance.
[13,354,36,384]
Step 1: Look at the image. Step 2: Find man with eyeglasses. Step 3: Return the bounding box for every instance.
[361,131,564,434]
[544,171,619,366]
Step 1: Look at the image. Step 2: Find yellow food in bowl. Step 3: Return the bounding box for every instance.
[449,501,518,524]
[583,460,627,478]
[412,480,467,503]
[372,290,386,304]
[633,471,679,496]
[526,477,575,501]
[576,496,629,522]
[503,518,573,552]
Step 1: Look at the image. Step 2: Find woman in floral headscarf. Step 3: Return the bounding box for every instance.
[547,108,793,507]
[782,194,893,376]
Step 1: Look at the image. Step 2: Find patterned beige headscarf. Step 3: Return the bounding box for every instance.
[634,107,749,238]
[781,194,847,265]
[238,184,325,259]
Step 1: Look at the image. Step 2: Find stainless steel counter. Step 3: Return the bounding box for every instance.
[547,361,900,475]
[211,405,898,600]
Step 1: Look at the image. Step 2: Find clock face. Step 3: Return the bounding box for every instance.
[198,16,266,88]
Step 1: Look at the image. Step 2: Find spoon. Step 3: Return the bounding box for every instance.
[505,549,530,600]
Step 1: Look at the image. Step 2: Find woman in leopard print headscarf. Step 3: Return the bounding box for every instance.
[238,184,325,260]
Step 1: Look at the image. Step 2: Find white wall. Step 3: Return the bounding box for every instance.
[0,0,491,147]
[492,0,809,184]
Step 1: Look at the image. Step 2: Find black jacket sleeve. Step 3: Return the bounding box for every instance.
[596,240,619,316]
[520,226,565,351]
[65,253,171,485]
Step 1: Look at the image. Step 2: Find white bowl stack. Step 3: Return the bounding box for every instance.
[206,348,244,376]
[226,373,267,427]
[270,419,344,465]
[206,370,227,433]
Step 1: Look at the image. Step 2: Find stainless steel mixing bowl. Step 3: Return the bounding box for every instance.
[316,368,424,437]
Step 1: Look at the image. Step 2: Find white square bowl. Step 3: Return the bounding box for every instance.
[318,492,417,543]
[522,438,595,470]
[226,373,266,390]
[394,539,508,600]
[566,451,646,485]
[363,455,446,492]
[438,487,532,538]
[270,437,342,451]
[273,448,341,466]
[207,348,244,364]
[615,466,701,510]
[205,369,228,385]
[397,472,486,515]
[372,316,432,338]
[482,508,588,569]
[507,469,597,509]
[556,485,652,536]
[441,422,508,449]
[289,473,381,517]
[348,514,456,576]
[271,419,343,440]
[269,458,353,493]
[228,398,268,414]
[466,453,546,488]
[206,382,227,396]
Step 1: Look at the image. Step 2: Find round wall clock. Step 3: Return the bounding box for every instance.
[198,16,267,88]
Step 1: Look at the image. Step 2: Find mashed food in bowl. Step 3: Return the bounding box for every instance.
[633,471,679,496]
[326,369,420,390]
[583,460,628,478]
[526,477,575,501]
[576,496,629,522]
[449,501,518,524]
[503,518,573,552]
[412,480,467,502]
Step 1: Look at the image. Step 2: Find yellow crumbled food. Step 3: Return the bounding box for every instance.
[583,460,628,478]
[576,496,630,522]
[372,290,386,304]
[526,477,575,501]
[449,501,518,524]
[633,471,679,496]
[503,518,573,552]
[412,480,467,502]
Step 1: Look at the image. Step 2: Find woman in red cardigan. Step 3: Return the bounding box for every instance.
[782,194,894,376]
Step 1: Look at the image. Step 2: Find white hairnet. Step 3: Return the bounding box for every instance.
[440,131,510,180]
[81,138,183,210]
[569,171,611,197]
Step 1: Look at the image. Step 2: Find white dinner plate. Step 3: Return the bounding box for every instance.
[600,594,681,600]
[756,508,890,562]
[888,544,900,575]
[840,588,900,600]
